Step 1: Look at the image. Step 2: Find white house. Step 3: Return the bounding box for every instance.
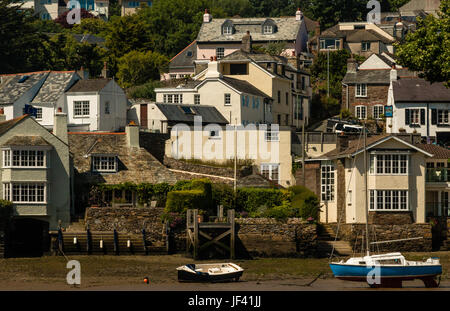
[386,77,450,144]
[154,60,273,126]
[65,78,128,132]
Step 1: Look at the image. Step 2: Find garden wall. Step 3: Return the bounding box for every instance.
[329,223,432,252]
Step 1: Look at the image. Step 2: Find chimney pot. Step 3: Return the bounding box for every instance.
[296,8,303,21]
[57,107,62,112]
[203,8,212,23]
[214,56,217,61]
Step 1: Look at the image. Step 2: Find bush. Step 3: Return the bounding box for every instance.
[289,186,320,220]
[236,188,290,217]
[211,183,235,210]
[165,190,210,214]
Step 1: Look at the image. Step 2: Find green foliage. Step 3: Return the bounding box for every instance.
[289,186,320,220]
[0,199,13,228]
[117,50,169,88]
[30,19,65,33]
[70,18,109,36]
[311,94,341,122]
[340,108,352,120]
[127,80,162,100]
[236,188,290,217]
[395,0,450,87]
[253,41,287,56]
[165,189,210,214]
[211,183,235,210]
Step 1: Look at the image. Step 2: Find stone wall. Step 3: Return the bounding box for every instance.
[330,223,432,252]
[85,207,167,247]
[294,162,321,197]
[342,84,389,117]
[369,211,414,225]
[235,218,317,257]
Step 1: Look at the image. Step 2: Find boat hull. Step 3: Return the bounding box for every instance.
[177,270,243,283]
[330,263,442,283]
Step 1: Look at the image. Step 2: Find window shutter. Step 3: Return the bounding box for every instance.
[420,109,426,125]
[405,109,410,125]
[431,109,437,125]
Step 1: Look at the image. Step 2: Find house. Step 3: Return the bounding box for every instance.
[161,41,197,81]
[399,0,442,17]
[119,0,151,15]
[196,8,309,62]
[386,77,450,144]
[34,0,110,20]
[309,22,396,57]
[194,45,312,128]
[65,78,128,132]
[146,103,229,134]
[155,59,273,126]
[165,125,294,187]
[342,58,416,120]
[0,111,71,234]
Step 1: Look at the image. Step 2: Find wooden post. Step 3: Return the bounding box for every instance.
[193,209,199,259]
[229,209,235,259]
[219,205,224,221]
[186,210,191,255]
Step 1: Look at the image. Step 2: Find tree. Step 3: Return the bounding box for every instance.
[54,8,97,29]
[70,18,109,36]
[309,0,367,30]
[0,0,49,73]
[116,50,169,88]
[395,0,450,87]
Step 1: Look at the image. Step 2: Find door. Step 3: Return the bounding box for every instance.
[140,104,148,128]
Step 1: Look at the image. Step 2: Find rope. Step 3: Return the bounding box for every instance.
[329,130,364,261]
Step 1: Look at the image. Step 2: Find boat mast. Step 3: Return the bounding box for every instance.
[363,122,370,256]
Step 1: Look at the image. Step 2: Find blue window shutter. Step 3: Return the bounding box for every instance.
[241,96,245,107]
[405,109,410,125]
[420,109,426,125]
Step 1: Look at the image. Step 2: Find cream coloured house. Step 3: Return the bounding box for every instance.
[165,125,294,187]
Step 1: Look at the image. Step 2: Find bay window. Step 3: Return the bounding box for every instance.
[369,190,408,211]
[370,153,408,175]
[4,183,46,203]
[3,149,46,168]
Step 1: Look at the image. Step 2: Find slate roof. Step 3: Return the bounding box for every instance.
[220,76,271,98]
[0,115,28,135]
[342,69,417,84]
[66,78,111,93]
[196,17,303,43]
[3,135,51,146]
[32,71,80,105]
[155,104,229,124]
[0,72,48,104]
[318,24,394,43]
[393,78,450,102]
[72,33,106,46]
[169,41,197,70]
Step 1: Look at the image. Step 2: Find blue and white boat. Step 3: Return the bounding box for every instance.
[329,126,442,288]
[330,252,442,288]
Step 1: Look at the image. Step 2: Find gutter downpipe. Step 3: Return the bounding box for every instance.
[342,83,349,110]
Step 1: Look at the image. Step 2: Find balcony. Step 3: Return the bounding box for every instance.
[426,168,450,183]
[426,203,449,218]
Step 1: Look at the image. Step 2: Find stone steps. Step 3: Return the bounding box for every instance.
[317,224,353,257]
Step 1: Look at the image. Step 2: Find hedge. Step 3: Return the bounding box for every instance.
[0,200,13,229]
[165,190,210,214]
[235,188,291,217]
[289,186,320,220]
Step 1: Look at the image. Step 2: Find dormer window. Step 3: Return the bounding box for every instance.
[262,19,277,35]
[222,20,234,35]
[92,155,117,173]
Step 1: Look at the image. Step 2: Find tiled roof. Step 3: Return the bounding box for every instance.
[66,78,111,93]
[320,134,389,159]
[155,104,229,124]
[197,17,303,42]
[415,144,450,159]
[342,69,417,84]
[32,71,80,105]
[3,135,51,146]
[393,78,450,102]
[0,72,49,104]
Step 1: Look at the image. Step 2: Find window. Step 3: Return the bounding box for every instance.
[224,94,231,106]
[128,1,139,7]
[35,108,42,120]
[285,92,289,105]
[245,95,249,107]
[356,84,367,97]
[3,149,45,168]
[209,130,221,138]
[216,47,225,59]
[321,162,335,201]
[437,109,449,125]
[373,105,384,119]
[74,101,89,117]
[370,154,409,175]
[194,94,200,105]
[105,102,110,114]
[369,190,408,211]
[4,183,46,203]
[319,38,340,50]
[229,63,247,75]
[223,26,233,35]
[411,109,420,125]
[405,108,425,126]
[361,41,371,52]
[263,25,273,34]
[163,94,182,104]
[261,164,280,182]
[169,74,177,79]
[356,105,367,119]
[92,155,117,173]
[265,128,279,141]
[277,91,281,103]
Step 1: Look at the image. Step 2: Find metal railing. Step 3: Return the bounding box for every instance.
[426,168,450,183]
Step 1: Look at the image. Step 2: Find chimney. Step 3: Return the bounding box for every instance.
[315,22,321,36]
[101,62,108,79]
[205,57,222,79]
[241,31,252,53]
[296,8,303,21]
[0,107,5,122]
[390,64,398,81]
[395,18,404,39]
[337,134,349,152]
[77,66,89,80]
[54,107,68,144]
[126,122,140,148]
[347,58,358,73]
[203,8,212,23]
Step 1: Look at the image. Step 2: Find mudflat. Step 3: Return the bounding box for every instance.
[0,252,449,291]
